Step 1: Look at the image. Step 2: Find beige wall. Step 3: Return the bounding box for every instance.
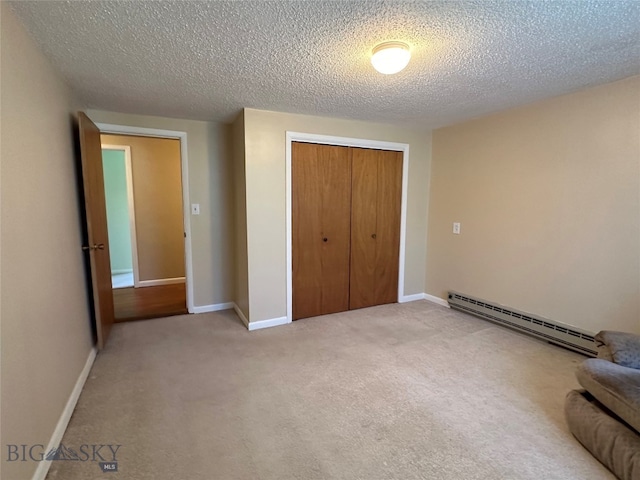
[88,111,234,308]
[1,4,94,479]
[232,112,250,320]
[243,108,432,323]
[427,76,640,334]
[101,134,185,281]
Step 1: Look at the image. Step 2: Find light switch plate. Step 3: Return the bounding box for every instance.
[453,222,461,234]
[191,203,200,215]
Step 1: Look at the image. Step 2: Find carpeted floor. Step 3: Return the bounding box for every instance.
[46,301,613,479]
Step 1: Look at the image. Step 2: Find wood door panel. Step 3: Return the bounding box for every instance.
[349,148,378,310]
[292,143,323,319]
[319,145,351,314]
[78,112,115,349]
[374,150,403,304]
[292,142,351,319]
[350,148,403,310]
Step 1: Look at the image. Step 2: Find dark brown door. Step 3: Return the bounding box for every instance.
[350,148,402,309]
[292,142,352,320]
[78,112,114,349]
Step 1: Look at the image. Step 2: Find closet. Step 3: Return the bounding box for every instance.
[292,141,403,320]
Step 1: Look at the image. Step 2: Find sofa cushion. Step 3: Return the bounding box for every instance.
[577,358,640,433]
[596,331,640,369]
[565,389,640,480]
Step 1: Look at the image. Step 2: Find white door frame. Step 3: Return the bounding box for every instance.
[97,123,194,314]
[101,144,141,288]
[285,131,410,324]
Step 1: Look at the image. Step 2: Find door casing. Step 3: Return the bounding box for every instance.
[285,132,410,324]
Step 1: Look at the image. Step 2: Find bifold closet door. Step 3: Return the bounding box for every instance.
[350,148,403,310]
[292,142,352,320]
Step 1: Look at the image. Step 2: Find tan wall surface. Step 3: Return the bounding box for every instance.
[88,111,235,308]
[101,134,185,281]
[1,5,94,479]
[427,76,640,334]
[243,108,432,323]
[232,112,249,320]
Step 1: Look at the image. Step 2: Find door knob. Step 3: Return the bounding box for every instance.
[371,234,377,239]
[82,244,105,251]
[323,237,328,242]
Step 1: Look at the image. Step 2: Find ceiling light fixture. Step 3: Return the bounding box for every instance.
[371,41,411,75]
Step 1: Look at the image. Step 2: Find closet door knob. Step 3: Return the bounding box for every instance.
[371,234,377,239]
[323,237,328,242]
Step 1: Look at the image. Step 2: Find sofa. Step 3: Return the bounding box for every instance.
[565,331,640,480]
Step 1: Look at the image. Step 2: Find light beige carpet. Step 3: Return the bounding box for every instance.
[46,301,613,479]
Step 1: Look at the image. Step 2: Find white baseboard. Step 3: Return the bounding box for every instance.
[232,295,448,332]
[399,293,426,303]
[247,316,290,331]
[231,304,290,331]
[192,302,234,314]
[424,293,450,308]
[398,293,450,308]
[32,347,97,480]
[233,303,250,328]
[138,277,185,287]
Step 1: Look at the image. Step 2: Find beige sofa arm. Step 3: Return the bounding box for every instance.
[595,331,640,369]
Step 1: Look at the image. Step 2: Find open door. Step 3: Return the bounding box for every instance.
[78,112,114,349]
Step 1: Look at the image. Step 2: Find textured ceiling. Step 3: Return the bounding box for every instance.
[9,1,640,128]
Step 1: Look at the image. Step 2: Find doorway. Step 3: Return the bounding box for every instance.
[286,132,410,324]
[100,133,188,321]
[291,142,403,320]
[102,144,137,289]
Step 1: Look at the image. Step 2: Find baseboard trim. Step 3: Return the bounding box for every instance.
[233,303,250,328]
[32,347,97,480]
[247,316,290,331]
[399,293,426,303]
[424,293,450,308]
[231,304,290,332]
[398,293,450,308]
[192,302,234,314]
[138,277,185,287]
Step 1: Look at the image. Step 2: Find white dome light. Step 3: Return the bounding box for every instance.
[371,41,411,75]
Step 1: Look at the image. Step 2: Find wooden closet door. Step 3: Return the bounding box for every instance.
[292,142,352,320]
[374,150,403,304]
[350,148,403,309]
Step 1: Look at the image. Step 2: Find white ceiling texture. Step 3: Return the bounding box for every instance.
[9,1,640,128]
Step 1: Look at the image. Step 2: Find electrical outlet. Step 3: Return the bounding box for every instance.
[191,203,200,215]
[453,222,461,234]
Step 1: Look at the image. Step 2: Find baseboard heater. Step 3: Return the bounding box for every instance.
[447,291,597,357]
